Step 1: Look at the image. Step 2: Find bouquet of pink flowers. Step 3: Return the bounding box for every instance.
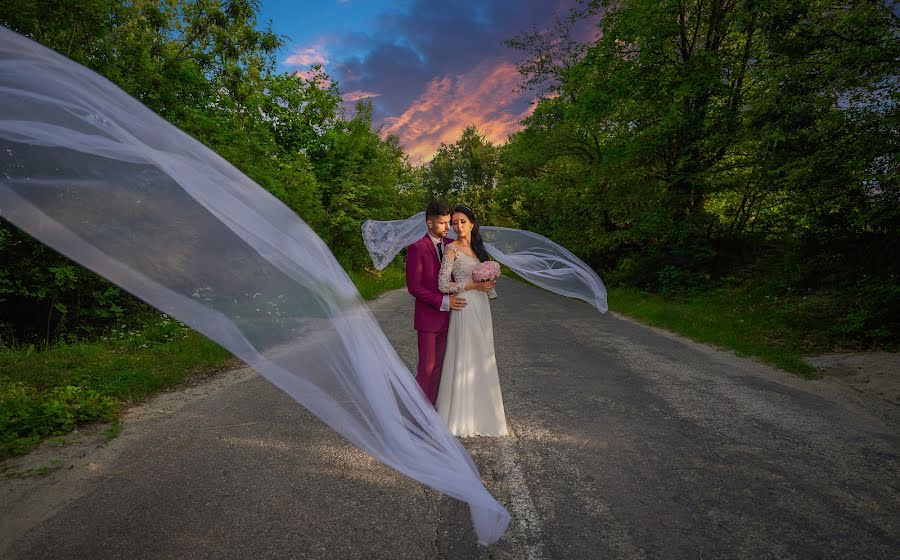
[472,260,501,282]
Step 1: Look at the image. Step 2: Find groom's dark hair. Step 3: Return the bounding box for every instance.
[425,200,451,219]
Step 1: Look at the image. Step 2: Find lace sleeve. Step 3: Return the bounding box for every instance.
[438,248,462,294]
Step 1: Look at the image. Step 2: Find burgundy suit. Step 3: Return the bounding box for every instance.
[406,234,452,405]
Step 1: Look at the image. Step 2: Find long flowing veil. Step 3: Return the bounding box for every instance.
[0,27,509,544]
[363,212,608,313]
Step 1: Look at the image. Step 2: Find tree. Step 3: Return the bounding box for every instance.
[311,99,422,267]
[500,0,898,343]
[422,126,502,224]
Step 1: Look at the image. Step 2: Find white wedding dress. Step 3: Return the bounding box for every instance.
[436,245,508,437]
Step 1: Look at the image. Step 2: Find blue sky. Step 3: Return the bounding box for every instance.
[260,0,399,64]
[257,0,585,162]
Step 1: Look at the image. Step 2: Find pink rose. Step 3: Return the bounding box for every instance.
[472,260,501,282]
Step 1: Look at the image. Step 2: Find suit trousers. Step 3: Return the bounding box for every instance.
[416,328,448,405]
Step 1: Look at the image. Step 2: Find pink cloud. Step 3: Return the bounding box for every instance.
[343,90,381,102]
[382,61,535,164]
[284,46,328,67]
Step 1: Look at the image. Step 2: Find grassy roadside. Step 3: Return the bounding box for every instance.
[347,263,407,300]
[2,260,831,459]
[608,286,821,377]
[0,315,232,458]
[499,265,824,377]
[0,264,407,459]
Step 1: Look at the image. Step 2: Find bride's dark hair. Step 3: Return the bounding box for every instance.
[453,205,490,262]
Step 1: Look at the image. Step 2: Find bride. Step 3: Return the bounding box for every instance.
[436,205,508,438]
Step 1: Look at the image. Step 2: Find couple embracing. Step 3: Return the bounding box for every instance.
[406,200,508,438]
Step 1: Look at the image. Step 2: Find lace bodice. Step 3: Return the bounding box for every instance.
[439,244,497,299]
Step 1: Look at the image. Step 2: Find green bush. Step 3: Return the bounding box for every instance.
[0,377,119,458]
[823,279,899,349]
[0,222,143,346]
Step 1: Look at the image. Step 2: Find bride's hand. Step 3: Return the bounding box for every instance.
[466,280,496,292]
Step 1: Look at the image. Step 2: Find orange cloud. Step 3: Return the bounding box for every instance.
[382,61,535,164]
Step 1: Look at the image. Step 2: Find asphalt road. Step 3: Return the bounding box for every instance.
[2,277,897,559]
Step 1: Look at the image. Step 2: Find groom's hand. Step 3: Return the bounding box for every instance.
[449,294,467,310]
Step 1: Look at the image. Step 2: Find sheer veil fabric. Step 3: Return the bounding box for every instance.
[0,27,509,544]
[363,212,608,313]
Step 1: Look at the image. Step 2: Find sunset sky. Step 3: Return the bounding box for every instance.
[259,0,584,164]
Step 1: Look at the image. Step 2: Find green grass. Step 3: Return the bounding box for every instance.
[347,263,407,300]
[0,314,231,458]
[608,286,821,377]
[2,318,231,400]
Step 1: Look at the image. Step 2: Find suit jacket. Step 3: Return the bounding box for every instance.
[406,234,452,332]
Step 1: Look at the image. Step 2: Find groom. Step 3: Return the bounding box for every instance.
[406,200,466,405]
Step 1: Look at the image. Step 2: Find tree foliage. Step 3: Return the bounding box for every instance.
[496,0,898,346]
[0,0,423,344]
[422,126,507,225]
[1,0,896,349]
